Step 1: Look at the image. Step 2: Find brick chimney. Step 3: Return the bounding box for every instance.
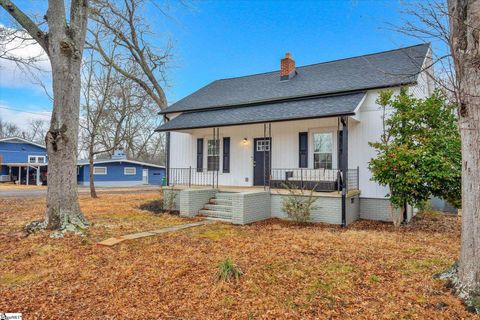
[280,52,296,80]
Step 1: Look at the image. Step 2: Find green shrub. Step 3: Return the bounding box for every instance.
[280,183,317,223]
[216,258,243,282]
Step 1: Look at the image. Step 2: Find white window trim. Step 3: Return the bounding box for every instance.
[309,127,337,170]
[93,166,107,175]
[204,136,222,172]
[28,155,46,164]
[124,167,136,175]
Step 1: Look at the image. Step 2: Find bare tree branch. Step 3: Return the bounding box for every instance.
[0,0,49,53]
[87,0,171,110]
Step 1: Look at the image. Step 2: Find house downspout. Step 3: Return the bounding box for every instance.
[340,116,348,227]
[164,115,170,186]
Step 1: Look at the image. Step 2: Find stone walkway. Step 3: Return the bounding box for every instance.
[97,220,214,247]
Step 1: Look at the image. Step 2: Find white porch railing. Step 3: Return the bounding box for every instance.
[270,167,359,192]
[168,167,359,192]
[169,167,219,188]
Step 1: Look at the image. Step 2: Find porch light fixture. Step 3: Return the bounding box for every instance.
[243,138,248,144]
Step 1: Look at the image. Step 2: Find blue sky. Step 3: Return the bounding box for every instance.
[0,0,433,127]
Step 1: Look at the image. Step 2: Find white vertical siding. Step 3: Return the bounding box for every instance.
[348,90,391,198]
[170,131,193,168]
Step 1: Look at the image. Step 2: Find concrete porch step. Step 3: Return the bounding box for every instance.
[204,204,233,212]
[198,209,232,220]
[209,198,233,205]
[206,217,232,223]
[215,192,235,199]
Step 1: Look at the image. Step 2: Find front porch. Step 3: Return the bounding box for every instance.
[162,114,361,227]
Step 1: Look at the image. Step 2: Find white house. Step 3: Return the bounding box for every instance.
[156,44,434,226]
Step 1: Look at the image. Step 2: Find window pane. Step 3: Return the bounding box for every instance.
[37,157,45,163]
[208,139,219,155]
[207,156,219,171]
[124,167,136,175]
[313,133,333,169]
[29,157,36,163]
[319,153,332,169]
[313,133,332,153]
[94,167,106,175]
[256,140,270,151]
[314,154,320,169]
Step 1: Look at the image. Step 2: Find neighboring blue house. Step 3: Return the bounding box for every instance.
[77,150,166,187]
[1,137,165,187]
[0,137,48,185]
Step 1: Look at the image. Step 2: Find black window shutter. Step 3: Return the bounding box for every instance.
[223,137,230,173]
[196,138,204,172]
[299,132,308,168]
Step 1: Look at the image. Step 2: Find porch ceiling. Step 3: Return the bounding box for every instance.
[156,91,365,132]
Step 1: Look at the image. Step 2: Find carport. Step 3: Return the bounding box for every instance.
[5,163,48,185]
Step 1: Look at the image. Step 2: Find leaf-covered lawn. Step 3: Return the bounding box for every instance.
[0,193,475,319]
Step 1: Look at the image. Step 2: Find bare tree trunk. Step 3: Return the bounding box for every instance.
[88,142,97,198]
[43,3,89,232]
[448,0,480,303]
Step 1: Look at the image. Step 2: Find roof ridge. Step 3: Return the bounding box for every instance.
[0,136,46,149]
[212,43,430,82]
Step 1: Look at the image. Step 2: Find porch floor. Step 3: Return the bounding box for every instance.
[165,184,360,198]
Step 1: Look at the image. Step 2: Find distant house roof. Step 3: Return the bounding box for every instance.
[163,43,430,114]
[77,158,165,169]
[0,137,46,150]
[157,92,365,131]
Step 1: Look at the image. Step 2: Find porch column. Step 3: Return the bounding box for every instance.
[339,116,348,227]
[166,131,170,186]
[212,127,219,189]
[18,166,21,184]
[36,166,41,186]
[26,166,29,185]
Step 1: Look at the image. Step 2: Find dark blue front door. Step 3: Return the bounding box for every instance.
[253,138,271,186]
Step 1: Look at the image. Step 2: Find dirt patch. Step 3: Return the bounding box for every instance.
[138,199,164,214]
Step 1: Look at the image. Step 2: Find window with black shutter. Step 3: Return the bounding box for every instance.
[223,137,230,173]
[196,138,203,172]
[299,132,308,168]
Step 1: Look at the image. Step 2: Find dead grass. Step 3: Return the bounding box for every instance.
[0,183,46,190]
[0,193,475,319]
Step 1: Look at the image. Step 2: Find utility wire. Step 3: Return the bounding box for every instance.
[0,106,51,118]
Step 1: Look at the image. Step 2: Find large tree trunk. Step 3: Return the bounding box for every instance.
[44,30,88,232]
[448,0,480,301]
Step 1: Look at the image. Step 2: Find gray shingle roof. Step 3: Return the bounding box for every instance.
[164,43,429,114]
[77,158,165,168]
[156,92,365,131]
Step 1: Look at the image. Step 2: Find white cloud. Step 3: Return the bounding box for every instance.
[0,26,51,92]
[0,102,51,130]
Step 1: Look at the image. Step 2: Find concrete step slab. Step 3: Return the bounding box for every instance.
[209,198,232,205]
[198,209,232,220]
[215,193,235,199]
[204,204,233,212]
